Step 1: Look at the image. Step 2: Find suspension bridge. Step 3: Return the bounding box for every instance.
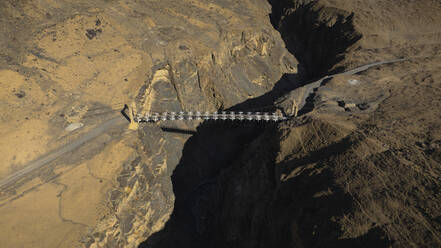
[124,102,290,130]
[0,58,407,189]
[134,111,287,122]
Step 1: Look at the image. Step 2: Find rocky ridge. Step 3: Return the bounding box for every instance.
[140,0,441,247]
[0,0,440,247]
[0,0,296,247]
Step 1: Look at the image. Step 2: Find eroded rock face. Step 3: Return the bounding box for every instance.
[2,0,441,247]
[142,0,441,247]
[269,0,362,77]
[81,1,300,246]
[0,0,297,247]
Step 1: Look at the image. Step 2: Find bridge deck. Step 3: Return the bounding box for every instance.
[134,111,288,122]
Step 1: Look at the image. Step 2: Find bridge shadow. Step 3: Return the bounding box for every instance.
[139,123,276,247]
[160,126,197,135]
[138,69,302,248]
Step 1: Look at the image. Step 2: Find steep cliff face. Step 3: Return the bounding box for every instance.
[269,0,362,77]
[141,0,441,247]
[1,0,441,247]
[81,1,299,246]
[0,0,298,247]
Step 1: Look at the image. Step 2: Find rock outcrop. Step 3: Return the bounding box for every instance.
[1,0,441,247]
[141,1,441,247]
[0,0,296,247]
[269,0,362,77]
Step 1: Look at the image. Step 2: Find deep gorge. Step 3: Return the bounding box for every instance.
[139,1,364,247]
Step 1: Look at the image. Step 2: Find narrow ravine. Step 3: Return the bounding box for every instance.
[138,1,371,247]
[269,0,362,77]
[1,0,440,247]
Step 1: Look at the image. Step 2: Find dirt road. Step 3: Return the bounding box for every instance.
[0,116,127,189]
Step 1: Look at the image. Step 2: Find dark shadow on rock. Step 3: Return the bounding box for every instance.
[336,227,393,248]
[139,120,392,247]
[229,73,304,114]
[297,77,333,116]
[160,126,197,135]
[139,119,277,247]
[268,137,392,248]
[138,71,297,248]
[269,0,363,78]
[138,2,372,247]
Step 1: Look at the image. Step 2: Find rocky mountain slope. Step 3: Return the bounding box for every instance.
[142,1,441,247]
[0,0,294,247]
[0,0,440,247]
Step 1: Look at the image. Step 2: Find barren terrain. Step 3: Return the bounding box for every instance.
[0,0,440,247]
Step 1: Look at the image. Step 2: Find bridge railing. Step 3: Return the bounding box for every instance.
[134,111,287,122]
